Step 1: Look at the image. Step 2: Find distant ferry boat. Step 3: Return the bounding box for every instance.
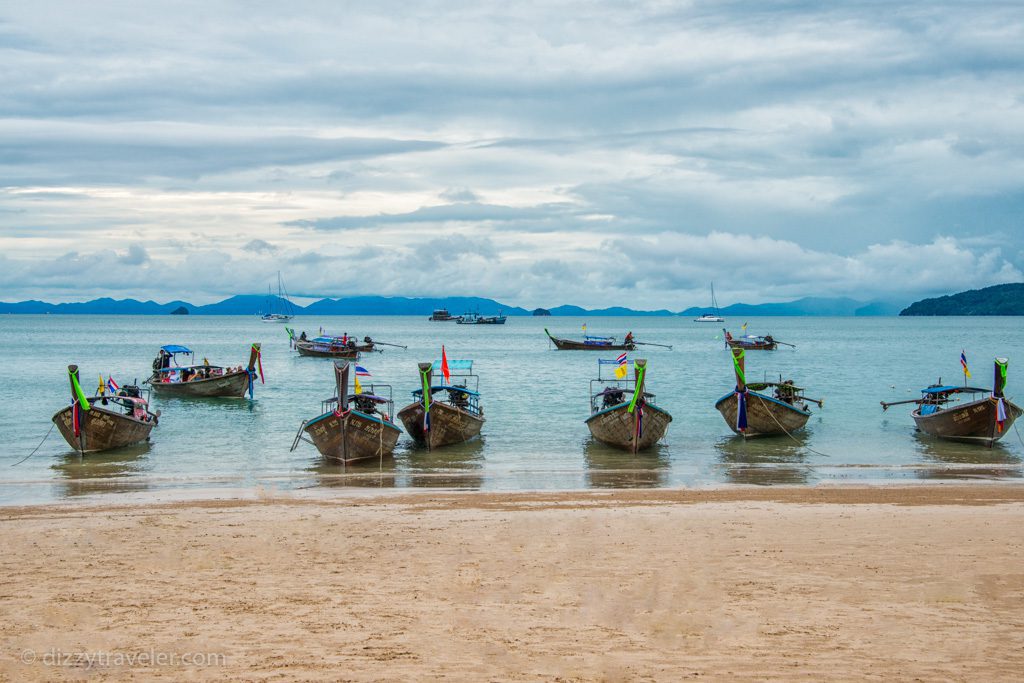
[429,308,457,321]
[456,312,507,325]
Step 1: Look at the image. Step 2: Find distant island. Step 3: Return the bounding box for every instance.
[0,294,906,316]
[900,283,1024,316]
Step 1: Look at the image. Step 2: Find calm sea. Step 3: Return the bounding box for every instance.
[1,315,1021,504]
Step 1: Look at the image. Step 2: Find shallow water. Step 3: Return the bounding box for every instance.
[1,314,1021,504]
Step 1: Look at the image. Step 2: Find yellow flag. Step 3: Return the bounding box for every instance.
[354,376,362,394]
[98,374,105,395]
[614,364,628,379]
[741,322,748,331]
[582,323,587,333]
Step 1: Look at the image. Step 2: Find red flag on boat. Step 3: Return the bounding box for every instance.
[441,345,451,384]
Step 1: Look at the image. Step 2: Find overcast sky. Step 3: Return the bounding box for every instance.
[1,1,1022,308]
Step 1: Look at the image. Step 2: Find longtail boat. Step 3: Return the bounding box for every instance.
[722,328,793,351]
[52,365,159,453]
[146,344,263,398]
[288,329,372,358]
[547,328,635,351]
[715,348,822,438]
[881,358,1022,446]
[290,361,401,463]
[585,358,672,452]
[398,359,485,449]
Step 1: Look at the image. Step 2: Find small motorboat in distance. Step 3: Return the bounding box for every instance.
[723,328,793,351]
[52,365,159,453]
[398,357,484,449]
[585,357,672,453]
[146,344,263,398]
[291,361,401,464]
[715,348,822,438]
[428,308,458,321]
[881,358,1022,446]
[456,311,507,324]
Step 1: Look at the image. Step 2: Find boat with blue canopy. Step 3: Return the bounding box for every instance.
[586,357,672,452]
[145,343,263,398]
[397,358,484,449]
[881,358,1022,446]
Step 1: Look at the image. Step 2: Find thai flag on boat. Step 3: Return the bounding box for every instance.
[107,377,120,394]
[354,365,371,377]
[615,352,628,379]
[960,350,971,378]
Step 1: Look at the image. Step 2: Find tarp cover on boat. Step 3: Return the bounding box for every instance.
[920,385,986,394]
[432,359,473,371]
[161,345,193,354]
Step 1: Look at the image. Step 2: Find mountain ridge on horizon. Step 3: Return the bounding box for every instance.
[0,294,906,316]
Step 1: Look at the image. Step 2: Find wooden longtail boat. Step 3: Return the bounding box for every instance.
[398,360,485,449]
[585,358,672,453]
[715,348,822,438]
[546,328,637,351]
[52,365,159,453]
[285,328,403,358]
[290,361,401,463]
[722,328,793,351]
[881,358,1022,446]
[146,344,263,398]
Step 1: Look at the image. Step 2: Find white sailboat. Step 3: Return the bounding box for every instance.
[694,283,725,322]
[259,272,297,323]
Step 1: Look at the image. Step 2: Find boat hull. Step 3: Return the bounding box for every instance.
[302,409,401,463]
[715,391,811,438]
[585,402,672,452]
[397,401,485,449]
[148,370,251,398]
[726,340,776,351]
[294,342,370,358]
[912,396,1023,445]
[52,404,156,453]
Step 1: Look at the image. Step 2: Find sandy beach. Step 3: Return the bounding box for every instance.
[2,485,1024,681]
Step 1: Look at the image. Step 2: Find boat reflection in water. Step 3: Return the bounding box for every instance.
[404,438,485,489]
[308,439,486,490]
[912,433,1022,481]
[583,439,670,488]
[715,435,810,485]
[51,442,153,497]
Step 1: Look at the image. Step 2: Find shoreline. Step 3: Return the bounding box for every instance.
[5,480,1024,514]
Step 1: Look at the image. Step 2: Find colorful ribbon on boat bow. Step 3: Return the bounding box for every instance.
[996,397,1008,433]
[731,349,748,432]
[253,344,264,384]
[420,366,431,432]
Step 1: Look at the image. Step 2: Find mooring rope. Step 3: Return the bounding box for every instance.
[10,422,56,467]
[751,394,834,458]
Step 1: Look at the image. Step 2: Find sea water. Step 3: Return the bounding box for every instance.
[0,315,1021,504]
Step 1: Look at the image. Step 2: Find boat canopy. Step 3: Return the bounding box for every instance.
[921,385,987,395]
[413,384,480,397]
[161,345,193,354]
[431,359,473,371]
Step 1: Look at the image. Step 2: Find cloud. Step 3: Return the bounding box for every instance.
[242,239,278,254]
[0,1,1023,305]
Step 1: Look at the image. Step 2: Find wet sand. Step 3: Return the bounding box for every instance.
[2,485,1024,681]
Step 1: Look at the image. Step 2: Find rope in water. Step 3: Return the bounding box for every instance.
[751,394,834,458]
[10,422,56,467]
